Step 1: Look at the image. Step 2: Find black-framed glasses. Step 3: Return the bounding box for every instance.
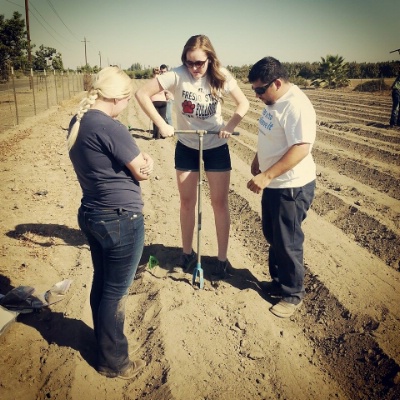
[252,79,276,95]
[185,59,208,69]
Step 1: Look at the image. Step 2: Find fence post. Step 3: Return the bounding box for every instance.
[61,71,65,100]
[54,70,58,104]
[67,71,71,98]
[11,67,19,125]
[44,69,49,109]
[31,68,37,115]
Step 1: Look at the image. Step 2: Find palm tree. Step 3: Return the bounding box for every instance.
[312,54,349,89]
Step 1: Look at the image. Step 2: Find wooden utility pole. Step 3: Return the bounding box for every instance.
[24,0,33,90]
[82,37,89,66]
[99,51,102,68]
[25,0,32,67]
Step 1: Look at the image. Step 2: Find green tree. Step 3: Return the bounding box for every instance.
[128,63,142,71]
[312,54,349,89]
[227,65,250,81]
[283,62,300,79]
[377,62,396,78]
[0,11,28,80]
[77,64,101,74]
[360,62,379,79]
[298,62,319,80]
[348,62,361,79]
[33,45,63,71]
[51,52,63,70]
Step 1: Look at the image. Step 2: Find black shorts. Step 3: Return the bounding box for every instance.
[175,140,232,172]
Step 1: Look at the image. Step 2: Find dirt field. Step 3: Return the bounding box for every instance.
[0,79,399,400]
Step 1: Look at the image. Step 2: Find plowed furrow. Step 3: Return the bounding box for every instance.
[227,190,400,400]
[313,147,400,200]
[317,127,400,166]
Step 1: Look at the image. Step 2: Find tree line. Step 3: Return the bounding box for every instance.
[227,55,400,89]
[0,12,65,80]
[1,11,399,88]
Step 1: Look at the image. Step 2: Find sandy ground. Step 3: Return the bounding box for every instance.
[0,80,399,400]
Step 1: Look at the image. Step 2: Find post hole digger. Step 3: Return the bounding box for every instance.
[174,130,239,289]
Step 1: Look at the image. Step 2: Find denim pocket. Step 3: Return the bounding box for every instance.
[281,188,296,202]
[87,217,121,249]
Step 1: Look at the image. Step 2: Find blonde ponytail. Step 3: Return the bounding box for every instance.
[67,66,132,151]
[67,89,98,150]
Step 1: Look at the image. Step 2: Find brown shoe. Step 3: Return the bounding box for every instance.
[117,359,146,380]
[99,359,145,380]
[269,300,303,318]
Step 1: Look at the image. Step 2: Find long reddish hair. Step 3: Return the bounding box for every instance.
[181,34,226,101]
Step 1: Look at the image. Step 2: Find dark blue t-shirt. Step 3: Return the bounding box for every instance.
[68,109,143,212]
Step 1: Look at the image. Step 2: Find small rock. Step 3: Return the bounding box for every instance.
[248,352,263,360]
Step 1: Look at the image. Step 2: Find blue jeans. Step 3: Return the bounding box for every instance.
[261,180,315,304]
[78,206,144,375]
[390,89,400,126]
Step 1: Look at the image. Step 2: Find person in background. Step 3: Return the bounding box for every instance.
[150,67,167,139]
[390,72,400,128]
[136,34,249,279]
[247,57,316,318]
[67,66,154,379]
[160,64,174,125]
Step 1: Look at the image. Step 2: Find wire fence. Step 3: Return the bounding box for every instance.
[0,69,86,134]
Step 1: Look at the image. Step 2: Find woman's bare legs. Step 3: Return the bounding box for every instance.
[206,171,230,261]
[176,170,230,261]
[176,170,198,254]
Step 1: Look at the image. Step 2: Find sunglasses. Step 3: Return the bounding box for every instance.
[185,59,208,69]
[252,79,276,95]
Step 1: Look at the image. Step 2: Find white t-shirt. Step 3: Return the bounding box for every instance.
[157,65,237,150]
[257,84,316,188]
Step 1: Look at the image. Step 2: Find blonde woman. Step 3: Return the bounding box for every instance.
[68,66,153,379]
[136,35,249,279]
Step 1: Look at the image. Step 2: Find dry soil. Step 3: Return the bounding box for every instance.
[0,80,399,400]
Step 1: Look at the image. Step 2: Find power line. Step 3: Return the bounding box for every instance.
[45,0,80,41]
[5,0,71,51]
[29,3,72,50]
[5,0,23,9]
[4,0,102,68]
[30,0,71,43]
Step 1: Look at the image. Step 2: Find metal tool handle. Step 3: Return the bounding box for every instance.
[175,130,239,135]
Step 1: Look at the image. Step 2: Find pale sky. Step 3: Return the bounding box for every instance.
[1,0,399,70]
